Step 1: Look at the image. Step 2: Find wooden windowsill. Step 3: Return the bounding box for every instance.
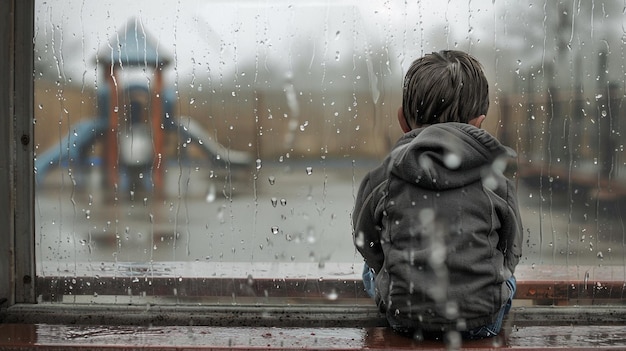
[35,262,626,304]
[2,313,626,350]
[5,260,626,350]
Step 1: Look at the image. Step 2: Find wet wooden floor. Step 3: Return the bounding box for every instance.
[2,323,626,350]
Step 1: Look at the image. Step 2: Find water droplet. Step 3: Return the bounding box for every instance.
[482,175,498,190]
[305,167,313,175]
[271,197,278,207]
[354,231,365,248]
[268,176,276,185]
[327,289,338,300]
[256,159,262,170]
[85,210,91,219]
[271,226,280,235]
[443,153,461,169]
[280,198,287,206]
[299,121,309,131]
[206,184,216,203]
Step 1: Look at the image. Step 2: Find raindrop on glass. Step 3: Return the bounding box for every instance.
[206,185,216,203]
[354,231,365,248]
[327,289,338,300]
[444,153,461,169]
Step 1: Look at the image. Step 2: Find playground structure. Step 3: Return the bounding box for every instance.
[35,20,252,195]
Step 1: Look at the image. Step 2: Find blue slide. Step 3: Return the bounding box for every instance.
[35,117,252,184]
[174,117,253,169]
[35,118,108,184]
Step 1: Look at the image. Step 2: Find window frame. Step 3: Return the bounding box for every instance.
[2,1,626,329]
[1,0,35,307]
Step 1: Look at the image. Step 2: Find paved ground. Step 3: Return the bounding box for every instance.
[35,159,626,273]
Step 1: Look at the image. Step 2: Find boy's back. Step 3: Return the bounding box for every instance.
[352,50,523,338]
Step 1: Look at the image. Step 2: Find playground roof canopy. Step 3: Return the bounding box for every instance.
[97,18,172,68]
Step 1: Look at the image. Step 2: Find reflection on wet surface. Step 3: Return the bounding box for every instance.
[2,322,626,350]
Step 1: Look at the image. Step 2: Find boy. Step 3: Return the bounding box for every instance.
[352,50,522,339]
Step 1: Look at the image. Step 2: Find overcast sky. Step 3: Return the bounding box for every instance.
[34,1,501,88]
[35,0,625,95]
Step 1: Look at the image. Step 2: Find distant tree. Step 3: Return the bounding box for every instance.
[477,0,625,94]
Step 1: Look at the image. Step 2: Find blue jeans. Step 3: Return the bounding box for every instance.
[462,275,516,339]
[362,264,376,298]
[361,263,516,339]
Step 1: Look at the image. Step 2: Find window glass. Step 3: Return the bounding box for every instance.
[34,0,626,304]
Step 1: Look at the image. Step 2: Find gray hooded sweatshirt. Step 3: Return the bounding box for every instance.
[353,122,523,333]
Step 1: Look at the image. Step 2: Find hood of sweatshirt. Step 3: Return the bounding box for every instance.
[389,122,516,191]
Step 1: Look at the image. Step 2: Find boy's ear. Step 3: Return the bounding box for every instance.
[397,107,412,133]
[469,115,486,128]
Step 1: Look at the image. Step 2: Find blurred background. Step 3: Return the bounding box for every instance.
[33,0,626,295]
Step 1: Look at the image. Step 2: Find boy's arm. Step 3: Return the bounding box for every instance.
[501,179,523,274]
[352,175,386,273]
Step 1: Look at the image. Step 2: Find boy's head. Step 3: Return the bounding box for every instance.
[398,50,489,132]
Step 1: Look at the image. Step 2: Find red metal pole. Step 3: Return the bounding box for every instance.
[106,65,119,193]
[152,66,164,196]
